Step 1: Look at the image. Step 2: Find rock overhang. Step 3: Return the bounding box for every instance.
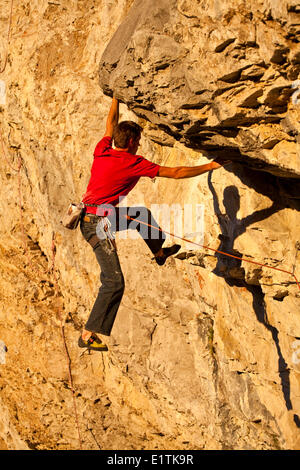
[99,0,300,179]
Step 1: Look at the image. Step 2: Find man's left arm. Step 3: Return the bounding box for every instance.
[104,97,119,138]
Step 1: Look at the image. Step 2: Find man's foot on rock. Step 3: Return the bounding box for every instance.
[78,333,108,352]
[153,244,181,266]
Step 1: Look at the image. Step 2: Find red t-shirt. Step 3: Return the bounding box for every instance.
[82,136,160,215]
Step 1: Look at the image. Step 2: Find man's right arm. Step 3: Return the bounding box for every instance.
[104,97,119,138]
[158,160,229,179]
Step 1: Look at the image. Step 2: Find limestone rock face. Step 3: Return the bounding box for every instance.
[0,0,300,451]
[100,0,300,178]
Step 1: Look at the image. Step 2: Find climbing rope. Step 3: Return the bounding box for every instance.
[50,234,83,450]
[0,3,83,447]
[125,215,300,291]
[1,126,83,450]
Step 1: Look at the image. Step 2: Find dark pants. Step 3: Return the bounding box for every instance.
[80,206,166,336]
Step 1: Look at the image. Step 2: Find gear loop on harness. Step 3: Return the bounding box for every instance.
[96,216,116,251]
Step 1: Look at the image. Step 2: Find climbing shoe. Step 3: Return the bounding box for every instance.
[78,333,108,352]
[154,244,181,266]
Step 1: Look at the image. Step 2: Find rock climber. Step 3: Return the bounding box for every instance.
[78,96,229,352]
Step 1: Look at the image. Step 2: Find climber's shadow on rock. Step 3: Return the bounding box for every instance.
[207,171,280,282]
[208,170,300,428]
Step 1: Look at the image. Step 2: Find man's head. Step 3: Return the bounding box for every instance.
[113,121,142,154]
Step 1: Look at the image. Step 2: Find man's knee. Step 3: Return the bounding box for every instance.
[100,266,124,290]
[117,272,125,293]
[110,271,125,293]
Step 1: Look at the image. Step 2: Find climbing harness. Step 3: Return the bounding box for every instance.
[62,201,116,250]
[80,203,117,251]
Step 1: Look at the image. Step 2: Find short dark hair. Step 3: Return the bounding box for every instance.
[113,121,142,148]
